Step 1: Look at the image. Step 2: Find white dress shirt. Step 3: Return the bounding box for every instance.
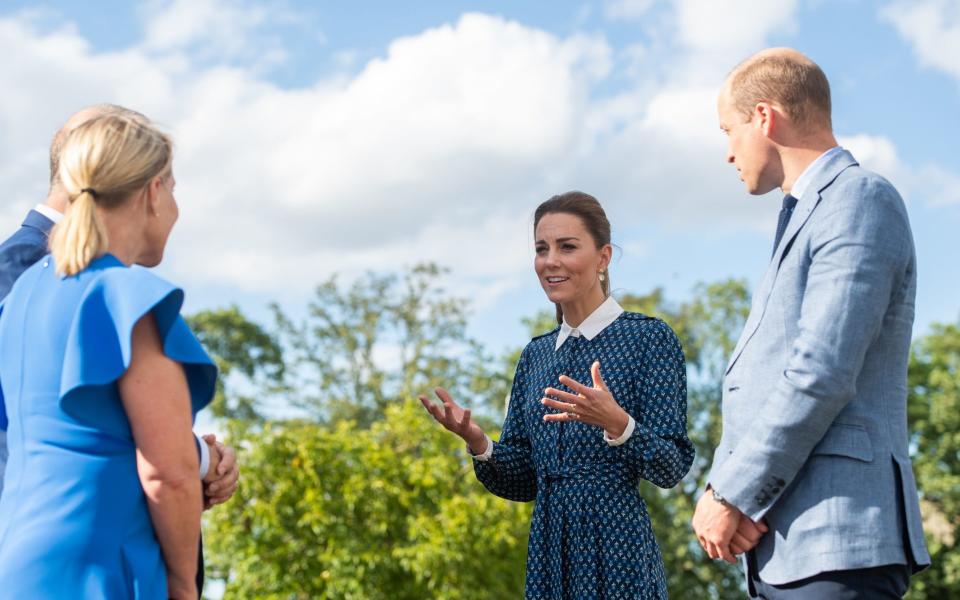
[788,146,843,199]
[472,296,637,461]
[34,204,64,224]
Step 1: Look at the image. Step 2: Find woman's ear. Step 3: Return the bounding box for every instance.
[144,175,163,215]
[600,244,613,271]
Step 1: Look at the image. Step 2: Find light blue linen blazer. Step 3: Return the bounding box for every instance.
[708,149,931,587]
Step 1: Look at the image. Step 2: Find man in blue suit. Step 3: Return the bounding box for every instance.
[692,48,930,598]
[0,104,239,591]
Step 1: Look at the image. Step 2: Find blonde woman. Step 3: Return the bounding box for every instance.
[0,114,216,599]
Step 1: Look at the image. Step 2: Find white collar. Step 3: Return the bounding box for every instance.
[555,296,624,350]
[789,145,843,200]
[34,204,64,224]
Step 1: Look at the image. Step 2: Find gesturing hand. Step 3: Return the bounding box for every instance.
[541,361,630,438]
[419,387,488,455]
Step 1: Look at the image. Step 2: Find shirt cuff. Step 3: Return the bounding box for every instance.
[468,434,494,461]
[604,415,636,446]
[196,433,210,479]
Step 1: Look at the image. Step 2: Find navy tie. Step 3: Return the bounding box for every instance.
[772,194,798,258]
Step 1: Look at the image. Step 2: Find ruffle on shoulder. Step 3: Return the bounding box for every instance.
[59,266,217,423]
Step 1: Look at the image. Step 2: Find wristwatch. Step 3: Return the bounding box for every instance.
[711,487,732,508]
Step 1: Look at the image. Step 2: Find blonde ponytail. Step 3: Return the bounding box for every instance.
[49,112,172,276]
[50,189,109,276]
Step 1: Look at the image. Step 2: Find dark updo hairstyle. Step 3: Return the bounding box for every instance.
[533,191,612,325]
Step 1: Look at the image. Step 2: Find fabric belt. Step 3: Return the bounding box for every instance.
[539,463,635,488]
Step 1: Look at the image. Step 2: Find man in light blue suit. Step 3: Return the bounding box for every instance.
[692,48,930,598]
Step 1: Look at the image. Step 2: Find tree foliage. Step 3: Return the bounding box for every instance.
[905,320,960,599]
[187,306,285,422]
[204,403,529,599]
[274,264,509,427]
[620,281,751,598]
[196,268,959,599]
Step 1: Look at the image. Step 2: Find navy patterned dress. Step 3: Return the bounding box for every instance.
[474,313,693,599]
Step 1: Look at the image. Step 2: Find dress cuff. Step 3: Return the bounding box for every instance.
[197,433,210,479]
[604,415,636,446]
[468,434,494,461]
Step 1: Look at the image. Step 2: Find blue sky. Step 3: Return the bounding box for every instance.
[1,0,958,358]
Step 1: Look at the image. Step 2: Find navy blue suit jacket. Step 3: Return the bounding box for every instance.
[0,209,55,299]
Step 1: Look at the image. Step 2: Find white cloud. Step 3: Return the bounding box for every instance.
[0,1,804,302]
[604,0,801,86]
[161,13,615,293]
[604,0,657,21]
[911,165,960,206]
[0,13,179,232]
[0,10,612,299]
[604,0,798,56]
[142,0,270,53]
[838,134,960,207]
[4,0,953,318]
[139,0,319,71]
[838,134,901,177]
[674,0,798,54]
[882,0,960,82]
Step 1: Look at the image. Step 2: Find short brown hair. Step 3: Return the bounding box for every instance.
[534,191,612,324]
[727,54,832,129]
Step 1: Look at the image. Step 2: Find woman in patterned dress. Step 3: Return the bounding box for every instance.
[420,191,694,599]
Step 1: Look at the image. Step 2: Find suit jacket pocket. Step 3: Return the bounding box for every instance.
[811,422,873,462]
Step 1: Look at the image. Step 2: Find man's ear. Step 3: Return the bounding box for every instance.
[754,102,777,137]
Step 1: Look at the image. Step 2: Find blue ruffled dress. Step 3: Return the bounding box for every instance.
[0,254,216,598]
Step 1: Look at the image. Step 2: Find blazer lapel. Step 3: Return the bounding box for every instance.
[770,150,859,267]
[725,149,860,375]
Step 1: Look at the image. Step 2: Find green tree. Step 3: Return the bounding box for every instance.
[621,282,751,599]
[906,320,960,599]
[188,306,285,422]
[204,402,529,598]
[274,263,509,427]
[200,274,960,599]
